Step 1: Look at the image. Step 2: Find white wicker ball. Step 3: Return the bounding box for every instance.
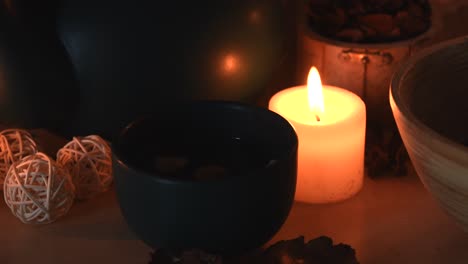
[56,135,112,200]
[0,129,38,188]
[3,152,75,224]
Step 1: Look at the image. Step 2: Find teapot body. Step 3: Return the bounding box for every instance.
[57,0,289,138]
[0,1,77,132]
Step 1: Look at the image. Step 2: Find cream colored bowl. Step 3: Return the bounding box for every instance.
[390,36,468,230]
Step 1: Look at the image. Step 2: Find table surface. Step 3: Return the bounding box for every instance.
[1,130,467,264]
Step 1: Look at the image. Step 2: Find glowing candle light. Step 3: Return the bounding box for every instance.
[269,66,366,203]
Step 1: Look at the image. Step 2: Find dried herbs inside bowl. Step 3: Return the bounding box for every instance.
[307,0,431,43]
[148,236,359,264]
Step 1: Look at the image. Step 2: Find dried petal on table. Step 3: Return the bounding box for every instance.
[304,236,333,259]
[328,244,360,264]
[148,236,359,264]
[263,236,306,263]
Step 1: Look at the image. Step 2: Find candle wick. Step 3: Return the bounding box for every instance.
[315,114,321,122]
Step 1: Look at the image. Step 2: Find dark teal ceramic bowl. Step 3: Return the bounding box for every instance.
[112,101,297,254]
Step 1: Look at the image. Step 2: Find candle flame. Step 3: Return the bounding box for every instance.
[307,67,325,121]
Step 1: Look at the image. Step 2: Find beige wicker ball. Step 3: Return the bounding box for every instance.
[3,152,75,224]
[56,135,112,200]
[0,129,38,187]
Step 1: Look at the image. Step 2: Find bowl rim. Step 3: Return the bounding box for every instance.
[390,35,468,154]
[112,100,299,185]
[299,10,436,49]
[304,25,433,49]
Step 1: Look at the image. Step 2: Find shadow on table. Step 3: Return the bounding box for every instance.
[268,174,468,264]
[35,187,139,241]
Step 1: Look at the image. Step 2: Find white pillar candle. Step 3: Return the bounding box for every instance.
[269,67,366,204]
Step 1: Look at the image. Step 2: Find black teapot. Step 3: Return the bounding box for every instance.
[0,0,78,132]
[57,0,290,138]
[0,0,292,139]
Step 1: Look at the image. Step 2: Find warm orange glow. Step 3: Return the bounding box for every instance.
[222,54,239,74]
[249,10,260,23]
[307,67,325,121]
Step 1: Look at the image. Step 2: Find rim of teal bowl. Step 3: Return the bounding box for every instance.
[112,100,299,185]
[390,35,468,153]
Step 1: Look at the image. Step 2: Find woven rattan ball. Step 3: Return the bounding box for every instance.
[57,135,112,200]
[0,129,38,187]
[3,152,75,224]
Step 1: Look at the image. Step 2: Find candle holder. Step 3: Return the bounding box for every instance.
[296,0,437,177]
[112,101,298,254]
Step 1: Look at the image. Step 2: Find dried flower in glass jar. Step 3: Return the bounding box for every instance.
[3,152,75,224]
[307,0,432,43]
[56,135,112,200]
[0,129,38,187]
